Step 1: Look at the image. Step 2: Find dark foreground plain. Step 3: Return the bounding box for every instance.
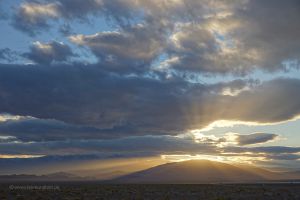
[0,182,300,200]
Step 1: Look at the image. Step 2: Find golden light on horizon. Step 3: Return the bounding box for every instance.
[161,154,225,163]
[160,153,268,166]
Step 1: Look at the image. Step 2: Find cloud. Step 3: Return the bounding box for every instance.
[23,41,74,64]
[225,146,300,154]
[0,118,107,142]
[12,0,300,74]
[0,49,12,61]
[1,63,300,138]
[221,146,300,165]
[70,24,163,73]
[265,153,300,161]
[230,0,300,72]
[12,0,106,35]
[12,0,131,35]
[164,0,300,75]
[10,0,172,34]
[165,23,230,74]
[0,63,190,134]
[0,117,158,142]
[0,133,298,167]
[12,2,61,35]
[0,135,216,156]
[0,136,17,143]
[193,132,279,147]
[12,0,234,32]
[55,0,104,18]
[236,133,279,146]
[0,48,19,63]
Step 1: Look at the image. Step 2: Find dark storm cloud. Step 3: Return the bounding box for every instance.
[0,78,253,141]
[1,63,300,138]
[236,133,279,146]
[0,63,191,135]
[23,41,74,64]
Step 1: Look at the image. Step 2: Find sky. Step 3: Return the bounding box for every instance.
[1,0,300,175]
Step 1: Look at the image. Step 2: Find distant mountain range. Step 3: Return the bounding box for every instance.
[0,172,90,182]
[113,160,300,183]
[1,160,300,183]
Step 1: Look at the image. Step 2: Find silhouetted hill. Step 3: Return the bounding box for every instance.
[114,160,298,183]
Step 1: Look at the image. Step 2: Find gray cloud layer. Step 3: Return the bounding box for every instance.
[236,133,278,146]
[0,134,298,164]
[0,135,215,155]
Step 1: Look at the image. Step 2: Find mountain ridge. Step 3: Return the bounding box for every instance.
[113,159,300,183]
[1,160,300,183]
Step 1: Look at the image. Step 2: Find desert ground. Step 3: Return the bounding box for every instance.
[0,182,300,200]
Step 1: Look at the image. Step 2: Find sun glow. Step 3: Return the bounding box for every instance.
[160,153,268,165]
[161,154,225,163]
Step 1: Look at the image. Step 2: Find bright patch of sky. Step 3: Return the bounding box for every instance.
[200,118,300,147]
